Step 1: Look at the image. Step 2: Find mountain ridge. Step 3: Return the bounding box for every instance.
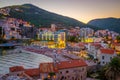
[4,3,120,32]
[1,4,119,33]
[0,4,99,30]
[88,17,120,33]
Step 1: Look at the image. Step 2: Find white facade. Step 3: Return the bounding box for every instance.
[87,43,101,59]
[79,28,94,38]
[97,49,116,66]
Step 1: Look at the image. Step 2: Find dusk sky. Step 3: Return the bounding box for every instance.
[0,0,120,23]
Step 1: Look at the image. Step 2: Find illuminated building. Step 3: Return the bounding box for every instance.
[38,30,66,49]
[40,31,54,41]
[111,43,120,54]
[84,38,94,43]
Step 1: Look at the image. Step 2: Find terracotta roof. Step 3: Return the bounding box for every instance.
[9,66,24,72]
[91,43,102,47]
[100,48,115,54]
[39,63,58,73]
[24,68,39,77]
[113,43,120,46]
[57,60,87,69]
[77,43,85,47]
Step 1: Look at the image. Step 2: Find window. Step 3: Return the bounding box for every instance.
[102,56,104,59]
[66,70,69,73]
[103,61,105,64]
[60,71,62,74]
[82,68,84,71]
[110,57,112,60]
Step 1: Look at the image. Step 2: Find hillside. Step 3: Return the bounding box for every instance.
[88,18,120,33]
[1,4,89,28]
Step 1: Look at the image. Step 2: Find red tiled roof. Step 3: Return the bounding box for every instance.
[113,43,120,46]
[100,48,115,54]
[77,43,85,47]
[39,63,58,73]
[9,60,87,74]
[91,43,102,47]
[24,68,39,77]
[57,60,87,69]
[9,66,24,72]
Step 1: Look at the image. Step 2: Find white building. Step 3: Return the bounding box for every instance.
[79,28,94,38]
[87,43,102,59]
[97,48,116,65]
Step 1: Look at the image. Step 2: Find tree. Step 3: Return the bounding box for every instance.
[98,67,107,80]
[68,36,79,42]
[105,57,120,80]
[49,72,55,76]
[116,35,120,43]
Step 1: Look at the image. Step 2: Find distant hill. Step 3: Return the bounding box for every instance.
[0,4,97,29]
[88,18,120,33]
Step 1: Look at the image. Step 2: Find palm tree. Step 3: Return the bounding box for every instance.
[105,57,120,80]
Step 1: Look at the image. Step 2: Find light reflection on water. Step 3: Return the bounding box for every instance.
[0,52,53,74]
